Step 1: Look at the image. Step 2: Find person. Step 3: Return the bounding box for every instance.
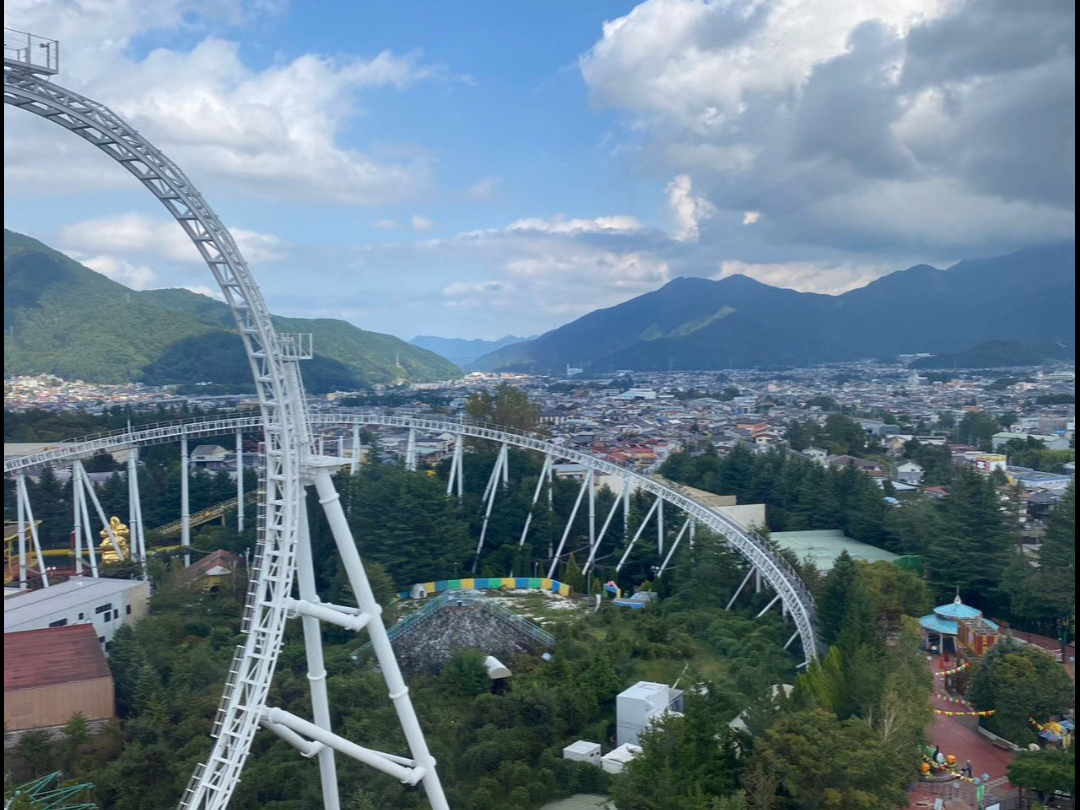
[963,760,973,778]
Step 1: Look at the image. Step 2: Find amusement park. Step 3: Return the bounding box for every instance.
[3,13,1076,810]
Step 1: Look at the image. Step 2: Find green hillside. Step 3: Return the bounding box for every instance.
[3,230,460,390]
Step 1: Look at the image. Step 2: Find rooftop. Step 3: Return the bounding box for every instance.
[4,624,111,691]
[771,529,899,571]
[4,576,146,632]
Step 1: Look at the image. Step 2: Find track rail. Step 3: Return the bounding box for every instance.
[5,413,819,661]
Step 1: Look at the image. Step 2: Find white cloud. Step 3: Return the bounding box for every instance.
[76,254,158,290]
[714,259,890,294]
[411,215,435,232]
[3,0,446,205]
[742,211,761,225]
[183,285,226,301]
[59,212,284,265]
[665,174,715,241]
[505,215,644,235]
[375,219,395,230]
[467,177,501,199]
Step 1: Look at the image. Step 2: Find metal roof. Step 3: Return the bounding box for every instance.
[4,576,146,632]
[4,624,111,690]
[771,529,899,572]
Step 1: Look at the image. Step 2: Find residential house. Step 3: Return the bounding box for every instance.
[894,461,924,486]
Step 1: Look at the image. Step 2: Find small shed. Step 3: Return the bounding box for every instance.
[562,740,601,766]
[600,743,642,774]
[484,655,512,680]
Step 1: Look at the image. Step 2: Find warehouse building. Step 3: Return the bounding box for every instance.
[4,624,115,739]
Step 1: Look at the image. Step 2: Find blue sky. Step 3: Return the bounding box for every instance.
[4,0,1075,340]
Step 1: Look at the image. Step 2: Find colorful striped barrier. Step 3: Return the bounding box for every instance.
[399,577,572,600]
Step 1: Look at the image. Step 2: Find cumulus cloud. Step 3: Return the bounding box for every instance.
[59,213,284,265]
[714,259,889,295]
[580,0,1075,255]
[666,174,715,241]
[3,0,445,205]
[411,215,436,232]
[75,254,158,290]
[375,219,395,230]
[506,215,644,235]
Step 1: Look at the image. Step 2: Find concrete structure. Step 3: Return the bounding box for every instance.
[4,624,114,735]
[771,530,899,572]
[617,681,684,747]
[3,576,149,646]
[562,740,602,766]
[484,655,512,680]
[600,743,642,774]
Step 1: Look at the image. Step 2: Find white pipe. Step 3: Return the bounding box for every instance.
[129,451,147,580]
[313,471,449,808]
[75,463,99,578]
[259,717,325,759]
[294,504,341,810]
[657,497,664,557]
[547,472,589,580]
[351,425,361,476]
[615,496,660,573]
[81,466,124,561]
[586,469,595,571]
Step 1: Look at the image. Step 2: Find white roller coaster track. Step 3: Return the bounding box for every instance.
[4,38,448,810]
[4,413,820,662]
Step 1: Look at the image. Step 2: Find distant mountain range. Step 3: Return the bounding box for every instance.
[409,334,533,367]
[909,340,1075,370]
[3,230,460,391]
[471,244,1076,373]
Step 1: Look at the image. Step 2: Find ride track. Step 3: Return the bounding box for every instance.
[3,29,819,810]
[4,30,447,810]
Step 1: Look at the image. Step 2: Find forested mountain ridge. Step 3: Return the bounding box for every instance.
[3,230,461,390]
[472,243,1076,373]
[409,334,532,367]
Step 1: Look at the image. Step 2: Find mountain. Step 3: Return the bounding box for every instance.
[472,244,1076,373]
[408,334,532,367]
[909,340,1075,370]
[3,230,460,391]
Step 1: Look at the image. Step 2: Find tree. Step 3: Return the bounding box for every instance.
[956,411,1000,451]
[754,711,909,810]
[1008,749,1075,797]
[465,384,540,432]
[968,639,1074,743]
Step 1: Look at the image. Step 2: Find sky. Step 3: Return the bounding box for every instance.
[3,0,1075,341]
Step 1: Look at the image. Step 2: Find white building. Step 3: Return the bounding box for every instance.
[616,681,683,747]
[600,743,642,775]
[562,740,601,767]
[3,577,150,648]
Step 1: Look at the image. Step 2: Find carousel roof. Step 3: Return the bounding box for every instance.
[934,595,982,620]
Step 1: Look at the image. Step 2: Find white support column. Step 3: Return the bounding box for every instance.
[74,463,99,578]
[755,569,762,594]
[657,497,664,557]
[582,486,623,578]
[405,428,417,472]
[72,465,84,577]
[623,483,631,540]
[236,432,245,533]
[501,442,509,486]
[518,454,551,548]
[313,471,450,810]
[318,434,326,457]
[473,444,508,571]
[181,430,191,566]
[295,499,341,810]
[726,568,754,610]
[755,594,782,619]
[548,472,590,580]
[129,451,147,580]
[350,425,361,475]
[546,458,555,559]
[688,519,695,549]
[657,517,692,578]
[81,466,124,561]
[16,474,27,589]
[586,470,596,567]
[615,495,660,573]
[456,440,464,500]
[21,479,48,587]
[784,630,800,651]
